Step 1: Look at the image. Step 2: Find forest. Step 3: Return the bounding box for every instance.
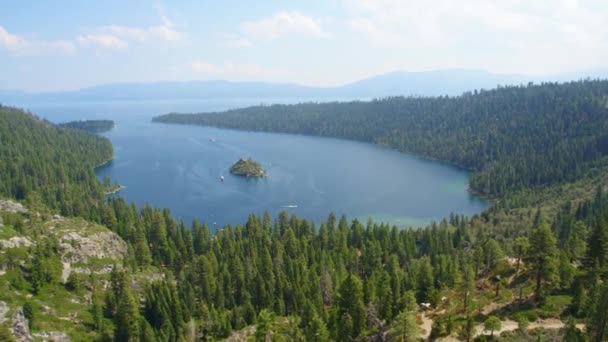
[154,80,608,198]
[59,119,115,133]
[0,106,113,218]
[1,78,608,342]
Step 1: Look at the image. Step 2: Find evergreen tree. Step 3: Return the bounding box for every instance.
[587,219,608,269]
[254,309,273,342]
[484,316,501,339]
[304,311,330,342]
[336,274,365,339]
[587,283,608,342]
[528,223,559,301]
[391,309,419,342]
[564,317,583,342]
[513,236,529,273]
[114,286,141,341]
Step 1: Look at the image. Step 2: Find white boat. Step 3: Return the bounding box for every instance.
[220,176,224,182]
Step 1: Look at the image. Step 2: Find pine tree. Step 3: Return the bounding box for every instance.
[564,317,583,342]
[461,262,475,314]
[336,273,365,339]
[114,287,141,341]
[586,219,608,269]
[391,309,419,342]
[587,283,608,342]
[254,309,274,341]
[337,313,353,342]
[484,316,501,338]
[513,236,529,273]
[133,222,152,269]
[417,257,434,303]
[528,223,558,301]
[304,311,330,342]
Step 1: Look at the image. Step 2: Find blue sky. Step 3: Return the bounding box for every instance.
[1,0,607,91]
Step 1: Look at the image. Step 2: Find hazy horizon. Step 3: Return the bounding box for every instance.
[2,1,608,92]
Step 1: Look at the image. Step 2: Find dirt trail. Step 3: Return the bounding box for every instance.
[419,313,433,339]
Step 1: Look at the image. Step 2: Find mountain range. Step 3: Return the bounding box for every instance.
[1,68,608,103]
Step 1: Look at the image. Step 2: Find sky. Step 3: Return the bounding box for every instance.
[1,0,607,92]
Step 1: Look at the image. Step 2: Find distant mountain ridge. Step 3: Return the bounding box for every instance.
[2,68,608,102]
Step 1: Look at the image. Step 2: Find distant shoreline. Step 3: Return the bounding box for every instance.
[95,157,114,169]
[104,185,125,196]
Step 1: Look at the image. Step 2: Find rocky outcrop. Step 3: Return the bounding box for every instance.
[59,231,127,264]
[12,307,32,342]
[0,301,8,324]
[0,236,33,249]
[33,331,70,342]
[0,200,28,214]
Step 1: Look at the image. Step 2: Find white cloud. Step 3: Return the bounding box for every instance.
[241,11,328,41]
[340,0,608,73]
[0,26,76,55]
[0,26,27,50]
[348,18,399,46]
[78,17,187,50]
[104,26,148,42]
[219,33,253,48]
[77,34,128,49]
[217,11,328,49]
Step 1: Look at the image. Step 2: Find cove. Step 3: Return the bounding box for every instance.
[12,99,489,228]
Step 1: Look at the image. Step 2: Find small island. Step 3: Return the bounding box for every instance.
[229,158,267,178]
[59,119,115,133]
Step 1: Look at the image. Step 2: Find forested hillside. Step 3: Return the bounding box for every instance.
[0,106,113,218]
[154,80,608,197]
[59,119,115,133]
[1,100,607,341]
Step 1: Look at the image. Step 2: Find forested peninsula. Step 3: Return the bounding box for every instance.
[2,77,608,342]
[154,80,608,198]
[59,119,115,133]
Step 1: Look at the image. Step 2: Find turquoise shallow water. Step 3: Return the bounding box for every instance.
[11,98,489,228]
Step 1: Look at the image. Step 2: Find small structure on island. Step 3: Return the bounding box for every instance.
[229,158,267,178]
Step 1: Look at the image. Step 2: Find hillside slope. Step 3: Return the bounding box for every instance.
[0,199,127,341]
[0,106,113,219]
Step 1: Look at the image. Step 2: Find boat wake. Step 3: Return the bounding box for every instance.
[188,137,204,147]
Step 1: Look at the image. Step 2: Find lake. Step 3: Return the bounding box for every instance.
[10,99,489,228]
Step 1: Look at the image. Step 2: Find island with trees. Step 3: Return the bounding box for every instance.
[59,119,115,133]
[229,157,267,177]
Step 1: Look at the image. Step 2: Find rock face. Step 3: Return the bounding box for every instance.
[12,307,32,342]
[59,231,127,264]
[0,200,28,214]
[32,331,70,342]
[0,237,33,249]
[0,301,8,324]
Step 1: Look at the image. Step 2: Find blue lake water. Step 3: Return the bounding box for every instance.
[10,99,489,228]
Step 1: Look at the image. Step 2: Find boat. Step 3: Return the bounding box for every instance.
[220,176,224,182]
[209,137,216,142]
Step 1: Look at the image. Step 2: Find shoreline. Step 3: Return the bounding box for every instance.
[153,119,494,203]
[95,157,115,169]
[104,185,125,196]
